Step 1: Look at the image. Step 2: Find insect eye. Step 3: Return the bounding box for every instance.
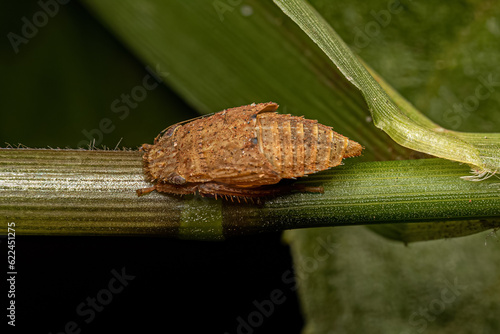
[164,124,181,138]
[168,173,186,185]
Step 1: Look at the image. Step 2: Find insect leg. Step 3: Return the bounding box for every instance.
[136,182,198,197]
[291,184,325,193]
[196,182,324,200]
[136,186,156,197]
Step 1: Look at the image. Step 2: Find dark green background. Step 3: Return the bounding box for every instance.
[1,1,197,149]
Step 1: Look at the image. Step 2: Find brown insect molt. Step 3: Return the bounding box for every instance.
[137,102,363,201]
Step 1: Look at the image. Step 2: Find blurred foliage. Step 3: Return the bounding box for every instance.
[312,0,500,133]
[286,226,500,334]
[0,1,198,149]
[275,0,499,173]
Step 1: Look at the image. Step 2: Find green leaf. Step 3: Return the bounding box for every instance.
[286,225,500,334]
[273,0,500,174]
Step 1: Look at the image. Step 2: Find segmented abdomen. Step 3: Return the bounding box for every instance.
[256,113,362,179]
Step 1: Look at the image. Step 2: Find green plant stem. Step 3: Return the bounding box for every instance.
[0,148,498,240]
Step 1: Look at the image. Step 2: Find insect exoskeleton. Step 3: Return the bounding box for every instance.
[137,102,363,201]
